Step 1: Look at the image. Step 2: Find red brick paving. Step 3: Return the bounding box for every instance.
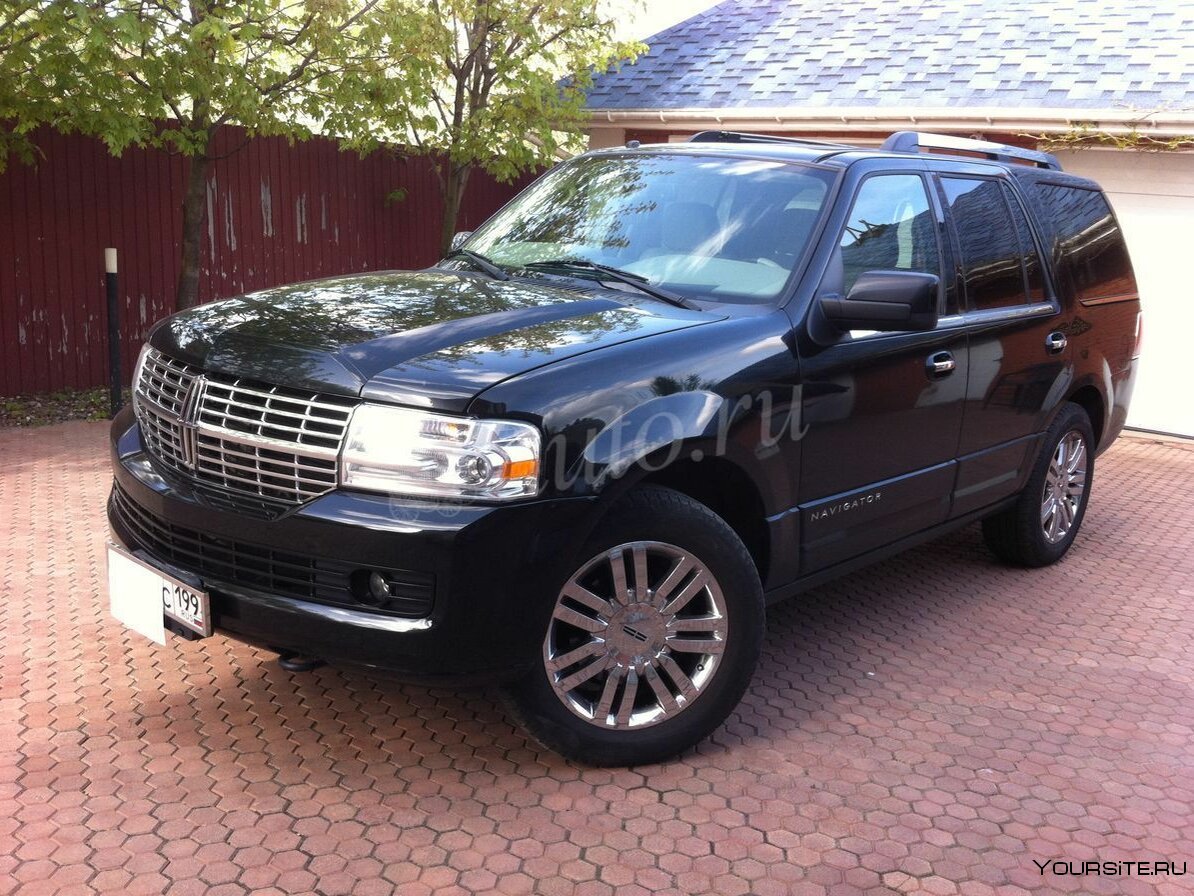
[2,421,1192,895]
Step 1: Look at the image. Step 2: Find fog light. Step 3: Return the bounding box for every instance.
[348,568,437,617]
[350,569,394,607]
[368,571,392,601]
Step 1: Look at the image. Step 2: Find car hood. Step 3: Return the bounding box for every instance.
[150,271,720,412]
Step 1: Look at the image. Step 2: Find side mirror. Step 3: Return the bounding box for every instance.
[819,270,939,332]
[450,231,473,252]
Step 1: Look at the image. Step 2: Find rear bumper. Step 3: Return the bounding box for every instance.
[1099,356,1139,455]
[107,407,597,682]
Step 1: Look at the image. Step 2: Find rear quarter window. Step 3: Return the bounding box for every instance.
[1034,184,1138,303]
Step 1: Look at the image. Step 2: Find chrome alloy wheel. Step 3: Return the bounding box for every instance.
[1041,431,1088,544]
[544,541,728,730]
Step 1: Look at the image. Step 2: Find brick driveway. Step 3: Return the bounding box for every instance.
[1,422,1192,896]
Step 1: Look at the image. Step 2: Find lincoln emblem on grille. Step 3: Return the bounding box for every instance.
[176,375,208,470]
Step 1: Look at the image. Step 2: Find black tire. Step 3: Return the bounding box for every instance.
[982,402,1095,567]
[503,486,764,766]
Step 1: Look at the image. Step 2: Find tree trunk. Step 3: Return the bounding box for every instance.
[439,164,473,256]
[176,151,211,311]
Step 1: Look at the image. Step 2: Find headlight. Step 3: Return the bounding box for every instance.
[340,404,542,501]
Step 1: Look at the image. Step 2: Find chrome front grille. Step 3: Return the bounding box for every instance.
[193,433,340,504]
[136,351,201,472]
[139,350,198,415]
[133,348,357,510]
[198,378,350,450]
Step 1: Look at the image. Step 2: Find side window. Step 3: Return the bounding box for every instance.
[1034,184,1138,302]
[839,174,941,295]
[1003,184,1047,302]
[940,176,1028,311]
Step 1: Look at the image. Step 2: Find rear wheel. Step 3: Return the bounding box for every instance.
[504,486,764,766]
[982,402,1094,567]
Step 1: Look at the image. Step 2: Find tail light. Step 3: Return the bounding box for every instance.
[1132,310,1143,359]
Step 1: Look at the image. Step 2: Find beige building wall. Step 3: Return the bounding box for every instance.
[1056,149,1194,436]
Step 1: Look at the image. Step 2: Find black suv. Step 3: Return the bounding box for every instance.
[107,131,1142,765]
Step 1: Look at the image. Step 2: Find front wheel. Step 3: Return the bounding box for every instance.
[982,402,1095,567]
[504,486,764,766]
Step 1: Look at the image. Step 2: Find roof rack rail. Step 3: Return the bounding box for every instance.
[688,130,849,149]
[881,131,1061,171]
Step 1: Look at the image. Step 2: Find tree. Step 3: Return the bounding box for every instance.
[15,0,417,310]
[1,0,638,307]
[335,0,642,255]
[0,0,62,169]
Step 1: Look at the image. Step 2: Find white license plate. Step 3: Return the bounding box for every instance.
[108,542,211,643]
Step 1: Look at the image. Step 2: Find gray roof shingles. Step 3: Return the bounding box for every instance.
[585,0,1194,111]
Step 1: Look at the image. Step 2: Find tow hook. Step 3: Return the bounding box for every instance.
[277,652,325,672]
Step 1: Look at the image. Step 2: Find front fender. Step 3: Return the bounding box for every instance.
[568,387,799,513]
[580,390,726,485]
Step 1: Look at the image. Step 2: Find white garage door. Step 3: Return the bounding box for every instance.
[1055,149,1194,437]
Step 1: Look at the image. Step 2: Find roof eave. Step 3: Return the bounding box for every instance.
[587,106,1194,137]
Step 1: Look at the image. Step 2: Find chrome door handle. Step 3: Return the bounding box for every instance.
[927,351,956,377]
[1045,331,1068,354]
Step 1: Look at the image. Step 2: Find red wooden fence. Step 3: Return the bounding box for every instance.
[0,126,531,396]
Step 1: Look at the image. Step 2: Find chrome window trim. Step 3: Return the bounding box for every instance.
[845,301,1057,342]
[943,300,1058,329]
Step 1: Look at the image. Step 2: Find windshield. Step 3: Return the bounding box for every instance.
[464,153,836,303]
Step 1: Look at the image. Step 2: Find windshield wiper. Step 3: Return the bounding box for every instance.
[443,249,511,281]
[523,259,697,310]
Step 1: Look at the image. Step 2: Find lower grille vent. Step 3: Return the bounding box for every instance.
[110,484,434,619]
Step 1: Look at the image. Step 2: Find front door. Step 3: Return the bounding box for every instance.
[797,171,969,572]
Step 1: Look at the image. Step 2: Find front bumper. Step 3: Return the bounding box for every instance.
[107,407,597,681]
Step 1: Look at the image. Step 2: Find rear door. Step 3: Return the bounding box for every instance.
[797,164,969,572]
[933,169,1069,517]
